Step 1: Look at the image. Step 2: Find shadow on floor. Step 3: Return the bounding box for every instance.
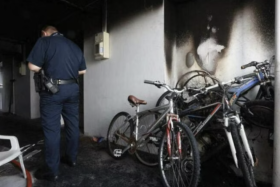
[0,113,273,187]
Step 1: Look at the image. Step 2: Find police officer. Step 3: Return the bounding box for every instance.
[27,25,86,181]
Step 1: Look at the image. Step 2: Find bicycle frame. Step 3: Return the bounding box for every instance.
[165,113,180,157]
[224,114,255,167]
[134,103,170,141]
[228,70,274,108]
[120,97,177,154]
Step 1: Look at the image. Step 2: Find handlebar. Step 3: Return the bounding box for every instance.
[240,56,274,84]
[241,59,271,69]
[144,80,154,85]
[241,61,258,69]
[144,80,185,93]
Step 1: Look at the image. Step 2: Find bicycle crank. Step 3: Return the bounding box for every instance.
[128,137,137,154]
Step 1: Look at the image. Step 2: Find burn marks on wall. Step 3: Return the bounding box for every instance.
[195,15,226,73]
[250,0,275,50]
[105,0,163,33]
[164,0,177,73]
[165,0,274,76]
[165,0,241,75]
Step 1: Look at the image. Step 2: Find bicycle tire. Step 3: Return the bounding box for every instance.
[231,123,256,187]
[255,85,274,100]
[240,100,274,129]
[135,112,164,166]
[107,112,133,159]
[156,91,172,107]
[155,91,186,118]
[183,74,217,90]
[159,121,200,187]
[175,70,214,88]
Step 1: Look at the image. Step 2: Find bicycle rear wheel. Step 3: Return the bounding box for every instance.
[107,112,133,159]
[184,74,217,90]
[231,123,256,187]
[159,121,200,187]
[135,112,164,166]
[175,70,214,88]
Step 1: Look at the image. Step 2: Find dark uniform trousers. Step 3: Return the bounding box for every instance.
[39,83,79,175]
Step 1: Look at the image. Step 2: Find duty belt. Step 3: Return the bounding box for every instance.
[53,79,77,85]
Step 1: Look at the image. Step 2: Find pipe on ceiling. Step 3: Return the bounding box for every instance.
[102,0,107,32]
[56,0,84,12]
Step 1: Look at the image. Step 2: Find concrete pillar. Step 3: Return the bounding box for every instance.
[273,1,280,186]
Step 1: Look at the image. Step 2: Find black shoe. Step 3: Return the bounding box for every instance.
[61,156,77,167]
[34,166,59,181]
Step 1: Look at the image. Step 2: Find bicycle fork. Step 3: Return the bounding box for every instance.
[224,115,255,168]
[166,114,181,158]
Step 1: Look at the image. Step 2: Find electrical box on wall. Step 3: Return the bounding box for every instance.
[19,62,26,75]
[95,32,109,60]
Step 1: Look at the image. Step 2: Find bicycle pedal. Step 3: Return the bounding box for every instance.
[149,136,159,142]
[113,149,122,157]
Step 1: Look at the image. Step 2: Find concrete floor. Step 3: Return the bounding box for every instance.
[0,113,273,187]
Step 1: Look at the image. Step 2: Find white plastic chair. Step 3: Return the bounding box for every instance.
[0,135,27,178]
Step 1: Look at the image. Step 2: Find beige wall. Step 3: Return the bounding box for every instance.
[83,0,165,137]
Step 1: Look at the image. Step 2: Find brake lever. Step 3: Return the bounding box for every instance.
[153,81,162,88]
[155,84,161,88]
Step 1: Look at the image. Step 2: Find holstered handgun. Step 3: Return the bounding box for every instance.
[33,69,46,92]
[33,69,59,94]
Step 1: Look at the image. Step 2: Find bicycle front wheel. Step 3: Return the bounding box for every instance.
[156,91,172,107]
[231,124,256,187]
[159,121,200,187]
[107,112,133,159]
[155,91,186,117]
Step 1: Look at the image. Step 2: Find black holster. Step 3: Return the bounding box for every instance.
[33,69,59,94]
[33,69,46,92]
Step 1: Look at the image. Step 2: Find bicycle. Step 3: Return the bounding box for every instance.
[184,77,257,187]
[154,58,274,187]
[156,70,218,109]
[236,59,274,130]
[156,56,275,130]
[107,80,200,187]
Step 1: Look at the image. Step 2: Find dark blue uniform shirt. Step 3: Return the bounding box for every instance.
[27,33,86,80]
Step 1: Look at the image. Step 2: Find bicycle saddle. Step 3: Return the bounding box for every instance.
[128,95,147,106]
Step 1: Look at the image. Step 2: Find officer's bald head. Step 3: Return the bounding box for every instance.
[41,26,58,37]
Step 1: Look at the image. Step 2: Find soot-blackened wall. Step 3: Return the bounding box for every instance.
[164,0,275,182]
[165,0,274,84]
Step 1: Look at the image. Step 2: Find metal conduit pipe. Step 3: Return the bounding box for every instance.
[273,1,280,186]
[84,0,101,10]
[56,0,84,12]
[102,0,107,32]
